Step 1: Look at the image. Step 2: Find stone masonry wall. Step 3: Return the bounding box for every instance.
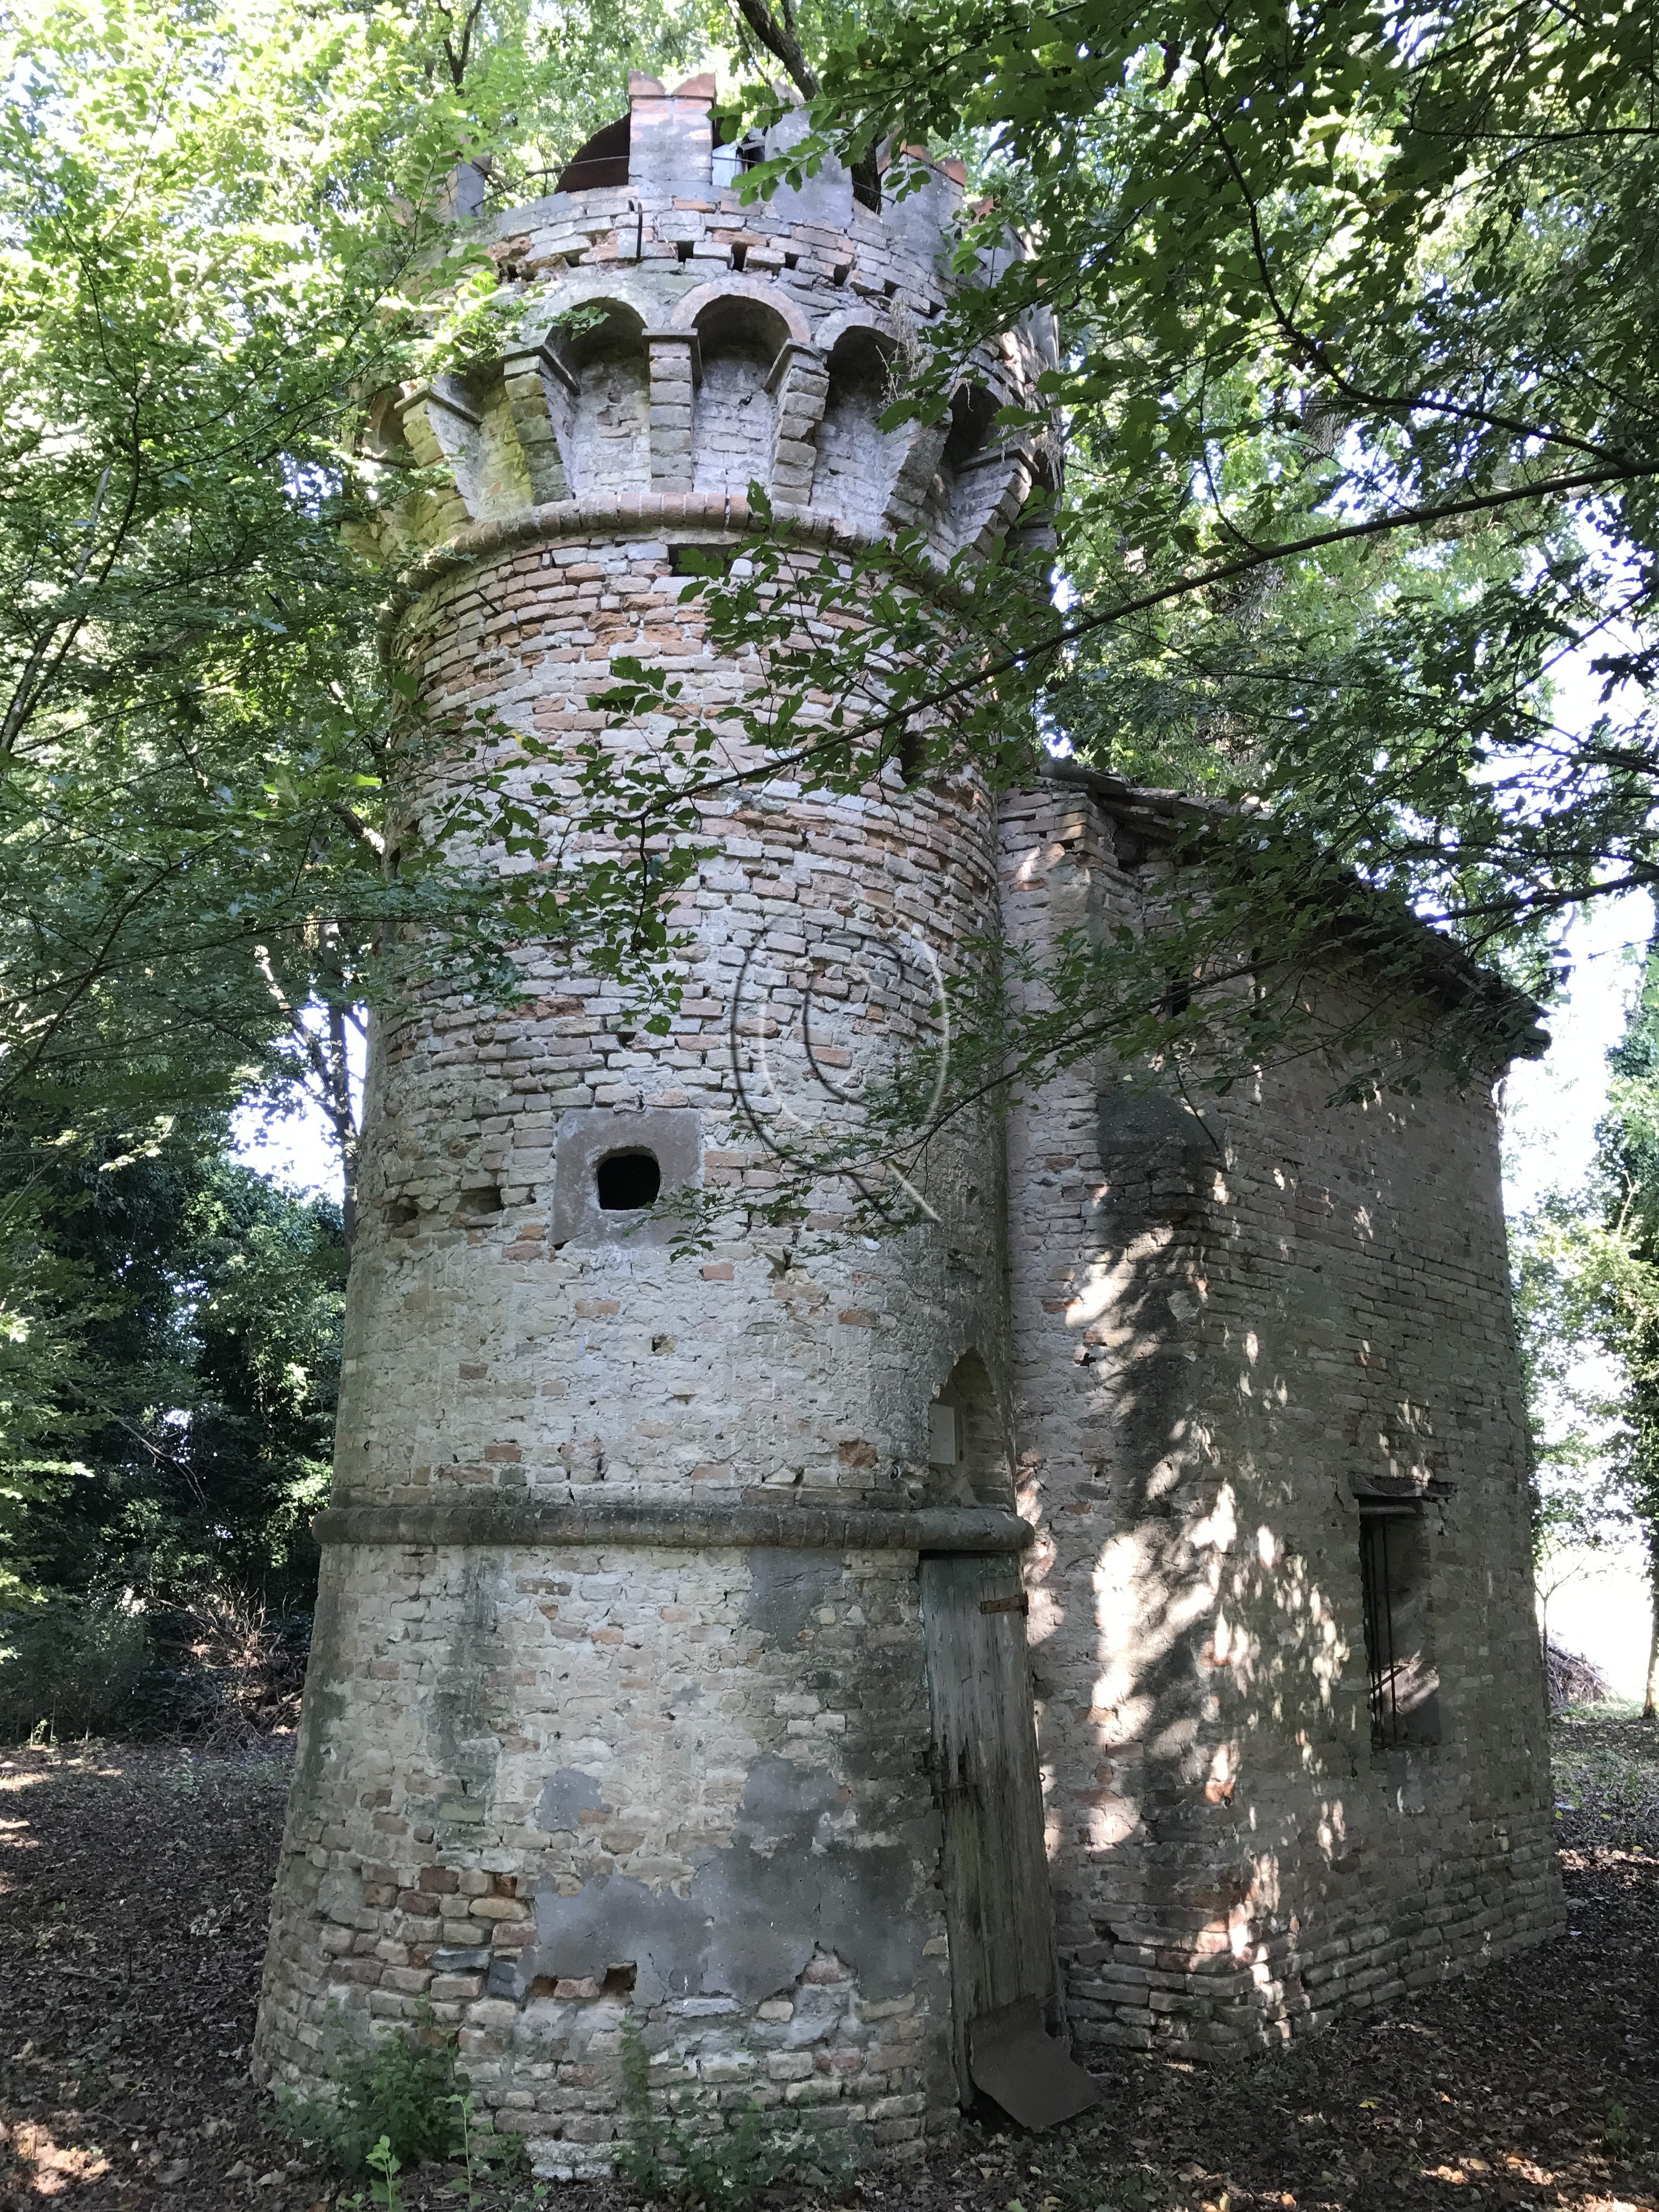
[253,513,1022,2170]
[1000,778,1564,2060]
[257,1534,958,2175]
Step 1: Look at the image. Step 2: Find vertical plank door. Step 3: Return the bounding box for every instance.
[919,1551,1058,2098]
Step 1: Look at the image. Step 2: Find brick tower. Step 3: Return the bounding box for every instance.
[255,65,1564,2179]
[253,74,1075,2173]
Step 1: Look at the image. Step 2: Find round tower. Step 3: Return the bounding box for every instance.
[253,75,1073,2174]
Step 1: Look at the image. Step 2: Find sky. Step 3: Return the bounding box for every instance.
[1500,887,1657,1699]
[230,1019,359,1202]
[1502,891,1653,1219]
[232,1093,342,1198]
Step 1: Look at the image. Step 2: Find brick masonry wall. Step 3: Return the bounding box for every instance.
[1000,784,1564,2060]
[258,202,1031,2159]
[252,516,1019,2165]
[257,69,1561,2178]
[356,80,1053,572]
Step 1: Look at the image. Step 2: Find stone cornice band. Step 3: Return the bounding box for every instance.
[314,1498,1034,1554]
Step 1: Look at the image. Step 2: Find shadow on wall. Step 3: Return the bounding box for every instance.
[1029,1077,1496,2043]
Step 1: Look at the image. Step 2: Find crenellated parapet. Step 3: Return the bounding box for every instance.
[357,72,1058,574]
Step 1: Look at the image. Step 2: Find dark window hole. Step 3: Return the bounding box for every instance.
[458,1186,503,1215]
[676,239,693,264]
[832,260,851,286]
[730,242,748,272]
[383,1198,418,1228]
[883,278,898,298]
[783,251,799,270]
[596,1149,661,1211]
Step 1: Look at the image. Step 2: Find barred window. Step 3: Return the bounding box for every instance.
[1359,1503,1443,1750]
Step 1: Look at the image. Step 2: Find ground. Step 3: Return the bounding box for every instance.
[2,1714,1657,2212]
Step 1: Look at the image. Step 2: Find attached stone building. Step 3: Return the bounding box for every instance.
[253,74,1563,2175]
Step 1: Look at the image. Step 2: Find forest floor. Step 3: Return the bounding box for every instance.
[3,1712,1658,2212]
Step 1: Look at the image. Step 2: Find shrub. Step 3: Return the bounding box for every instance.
[0,1596,157,1741]
[0,1590,311,1744]
[616,2013,857,2211]
[278,2018,472,2175]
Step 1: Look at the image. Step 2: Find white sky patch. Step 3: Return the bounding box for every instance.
[1502,890,1652,1217]
[232,1089,344,1200]
[230,1006,360,1204]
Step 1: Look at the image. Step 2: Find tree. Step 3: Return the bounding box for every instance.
[1511,1187,1645,1663]
[0,1117,346,1617]
[0,0,731,1227]
[1592,944,1659,1719]
[528,0,1659,1146]
[1511,939,1659,1721]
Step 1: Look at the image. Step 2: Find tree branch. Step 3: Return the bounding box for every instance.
[729,0,820,97]
[634,452,1659,817]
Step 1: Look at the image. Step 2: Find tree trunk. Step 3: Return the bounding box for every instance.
[1644,1530,1659,1722]
[322,996,358,1245]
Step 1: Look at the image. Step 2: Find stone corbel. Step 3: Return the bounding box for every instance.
[955,442,1040,559]
[880,414,951,535]
[645,328,702,494]
[766,341,830,506]
[393,383,476,538]
[500,340,576,505]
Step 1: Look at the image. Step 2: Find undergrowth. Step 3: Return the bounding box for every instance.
[1553,1709,1659,1850]
[616,2012,859,2210]
[277,2013,486,2177]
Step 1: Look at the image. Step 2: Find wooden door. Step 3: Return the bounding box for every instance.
[919,1551,1058,2101]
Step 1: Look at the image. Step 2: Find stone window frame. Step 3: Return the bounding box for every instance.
[550,1107,702,1248]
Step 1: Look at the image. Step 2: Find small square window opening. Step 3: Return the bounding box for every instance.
[596,1149,662,1211]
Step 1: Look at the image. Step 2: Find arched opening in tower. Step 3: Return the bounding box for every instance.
[927,1347,1015,1509]
[691,295,789,497]
[816,324,897,531]
[940,381,1002,548]
[558,300,650,496]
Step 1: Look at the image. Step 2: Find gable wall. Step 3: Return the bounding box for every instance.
[998,782,1563,2055]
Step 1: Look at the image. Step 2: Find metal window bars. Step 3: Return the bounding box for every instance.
[1359,1511,1399,1748]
